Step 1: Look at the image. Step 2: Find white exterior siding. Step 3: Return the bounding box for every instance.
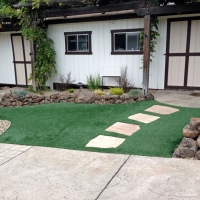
[47,18,145,89]
[0,32,16,84]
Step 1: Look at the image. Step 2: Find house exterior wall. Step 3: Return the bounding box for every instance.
[0,32,16,84]
[47,18,145,89]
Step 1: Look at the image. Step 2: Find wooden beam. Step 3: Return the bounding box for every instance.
[39,1,144,18]
[135,2,200,16]
[143,15,151,95]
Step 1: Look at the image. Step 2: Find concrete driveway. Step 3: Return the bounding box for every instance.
[154,89,200,108]
[1,143,200,200]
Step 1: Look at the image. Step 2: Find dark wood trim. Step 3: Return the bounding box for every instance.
[10,34,18,86]
[13,61,32,64]
[111,28,143,55]
[165,53,200,56]
[21,36,28,85]
[64,31,92,55]
[165,85,200,90]
[45,14,142,25]
[165,17,200,90]
[164,19,171,89]
[39,1,144,18]
[184,19,191,87]
[135,2,200,16]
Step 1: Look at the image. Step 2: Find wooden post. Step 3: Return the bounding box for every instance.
[143,14,151,95]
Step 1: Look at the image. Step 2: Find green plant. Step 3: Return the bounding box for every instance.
[94,89,105,95]
[68,88,74,93]
[12,90,28,96]
[28,85,35,92]
[109,88,124,95]
[116,66,134,93]
[128,89,142,97]
[86,73,101,90]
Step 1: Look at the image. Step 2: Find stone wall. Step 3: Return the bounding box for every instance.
[173,118,200,160]
[0,91,154,107]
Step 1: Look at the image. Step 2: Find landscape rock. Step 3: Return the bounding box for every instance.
[189,118,200,131]
[197,135,200,148]
[173,147,196,158]
[75,91,95,104]
[179,137,198,152]
[183,125,199,139]
[196,151,200,160]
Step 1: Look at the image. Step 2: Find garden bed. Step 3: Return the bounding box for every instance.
[0,89,154,107]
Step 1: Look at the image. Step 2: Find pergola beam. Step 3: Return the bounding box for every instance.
[38,1,144,18]
[135,2,200,16]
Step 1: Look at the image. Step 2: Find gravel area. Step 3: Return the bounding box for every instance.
[0,120,11,135]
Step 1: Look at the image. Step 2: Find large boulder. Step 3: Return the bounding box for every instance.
[183,125,199,139]
[189,118,200,131]
[173,147,196,158]
[179,137,198,152]
[75,91,95,104]
[195,151,200,160]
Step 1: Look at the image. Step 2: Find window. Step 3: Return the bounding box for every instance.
[64,31,92,55]
[111,29,143,55]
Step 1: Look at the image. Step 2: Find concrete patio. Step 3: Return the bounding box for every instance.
[0,143,200,200]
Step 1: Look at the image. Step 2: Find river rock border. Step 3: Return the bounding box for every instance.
[0,91,154,107]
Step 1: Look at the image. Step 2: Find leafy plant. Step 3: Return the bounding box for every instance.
[86,73,101,90]
[68,88,74,93]
[12,90,28,96]
[116,66,134,93]
[94,89,105,95]
[109,88,124,95]
[128,89,142,97]
[28,85,35,92]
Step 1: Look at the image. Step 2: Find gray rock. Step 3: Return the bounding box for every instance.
[197,135,200,148]
[195,151,200,160]
[183,125,199,139]
[75,91,95,104]
[189,118,200,131]
[173,147,196,158]
[179,137,198,152]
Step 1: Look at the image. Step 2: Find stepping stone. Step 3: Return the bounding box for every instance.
[86,135,125,148]
[145,105,179,115]
[105,122,140,136]
[128,113,160,124]
[0,120,11,135]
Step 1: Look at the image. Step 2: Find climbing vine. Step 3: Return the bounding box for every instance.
[0,1,56,90]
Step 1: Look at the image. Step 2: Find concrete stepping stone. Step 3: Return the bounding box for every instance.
[145,105,179,115]
[86,135,125,148]
[0,120,11,135]
[105,122,140,136]
[128,113,160,124]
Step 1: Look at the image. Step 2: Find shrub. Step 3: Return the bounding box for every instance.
[109,88,124,95]
[86,73,101,90]
[94,89,105,95]
[12,90,28,96]
[128,89,142,97]
[68,88,74,93]
[116,66,134,93]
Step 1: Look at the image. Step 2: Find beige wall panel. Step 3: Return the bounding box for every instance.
[26,64,32,85]
[190,20,200,53]
[168,57,185,86]
[24,39,31,61]
[13,36,24,61]
[187,56,200,87]
[16,64,26,85]
[169,21,187,53]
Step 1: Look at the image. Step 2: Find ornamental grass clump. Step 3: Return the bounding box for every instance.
[128,89,142,97]
[109,88,124,95]
[94,89,105,95]
[86,73,101,90]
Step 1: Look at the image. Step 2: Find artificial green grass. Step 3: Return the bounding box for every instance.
[0,101,199,158]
